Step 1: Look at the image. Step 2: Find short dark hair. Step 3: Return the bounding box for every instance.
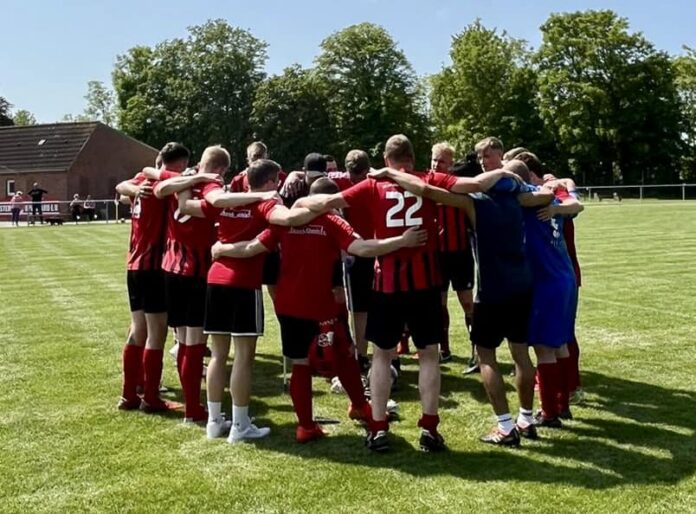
[304,153,327,172]
[345,149,370,175]
[159,142,190,165]
[384,134,415,165]
[504,159,531,183]
[515,152,543,176]
[324,154,336,163]
[247,159,281,189]
[450,152,483,177]
[309,177,339,195]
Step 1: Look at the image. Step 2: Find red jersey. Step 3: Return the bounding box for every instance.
[229,169,287,192]
[554,187,582,286]
[205,184,280,288]
[328,171,374,239]
[341,172,458,293]
[126,171,172,271]
[263,213,357,320]
[161,176,218,278]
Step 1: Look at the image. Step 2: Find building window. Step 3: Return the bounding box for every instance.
[6,179,15,196]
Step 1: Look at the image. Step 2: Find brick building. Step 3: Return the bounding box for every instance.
[0,122,157,202]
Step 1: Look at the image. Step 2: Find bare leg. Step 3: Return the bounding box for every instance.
[508,341,535,411]
[230,336,258,407]
[370,347,393,423]
[418,344,441,415]
[207,335,231,403]
[477,346,509,415]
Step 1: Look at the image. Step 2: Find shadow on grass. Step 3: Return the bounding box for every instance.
[257,370,696,489]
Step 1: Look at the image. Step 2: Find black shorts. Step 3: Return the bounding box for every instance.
[262,252,280,286]
[470,291,533,349]
[366,289,443,350]
[164,273,207,328]
[346,257,374,312]
[127,270,166,314]
[439,249,474,292]
[278,315,320,360]
[204,285,264,336]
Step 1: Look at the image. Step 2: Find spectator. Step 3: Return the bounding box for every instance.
[28,182,48,224]
[83,195,96,220]
[70,194,82,223]
[10,191,24,227]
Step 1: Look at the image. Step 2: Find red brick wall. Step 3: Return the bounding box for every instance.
[2,172,67,200]
[67,124,158,200]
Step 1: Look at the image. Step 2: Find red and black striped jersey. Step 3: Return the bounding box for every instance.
[341,172,458,294]
[436,203,469,253]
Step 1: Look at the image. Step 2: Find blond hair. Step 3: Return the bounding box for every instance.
[201,145,231,172]
[247,141,268,164]
[431,142,455,159]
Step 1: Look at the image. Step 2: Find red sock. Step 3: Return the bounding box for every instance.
[290,364,313,429]
[142,348,164,405]
[440,306,450,353]
[181,344,206,418]
[335,352,368,410]
[369,418,389,434]
[568,337,581,391]
[418,414,440,434]
[398,329,411,353]
[557,356,572,412]
[176,343,187,382]
[537,362,560,419]
[122,344,143,401]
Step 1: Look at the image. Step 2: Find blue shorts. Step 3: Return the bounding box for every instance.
[528,280,577,348]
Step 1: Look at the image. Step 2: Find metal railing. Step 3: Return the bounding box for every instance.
[576,184,696,201]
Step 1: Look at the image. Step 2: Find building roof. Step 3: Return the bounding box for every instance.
[0,122,100,173]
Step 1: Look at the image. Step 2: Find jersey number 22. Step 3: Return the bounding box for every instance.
[385,191,423,227]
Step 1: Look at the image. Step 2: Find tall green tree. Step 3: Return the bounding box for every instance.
[113,19,268,167]
[12,109,37,126]
[0,97,14,126]
[316,23,430,167]
[430,20,552,160]
[83,81,116,126]
[251,65,334,170]
[674,47,696,180]
[536,10,684,184]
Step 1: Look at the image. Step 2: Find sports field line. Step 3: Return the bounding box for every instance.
[582,295,696,320]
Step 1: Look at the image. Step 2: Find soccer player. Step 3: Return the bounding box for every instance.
[114,142,190,412]
[325,155,338,172]
[430,143,474,363]
[475,136,505,172]
[510,155,584,423]
[178,158,324,442]
[209,177,427,444]
[374,151,554,447]
[299,134,511,452]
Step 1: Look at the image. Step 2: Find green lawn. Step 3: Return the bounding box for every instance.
[1,202,695,513]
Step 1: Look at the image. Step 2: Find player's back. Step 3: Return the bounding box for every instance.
[128,172,168,271]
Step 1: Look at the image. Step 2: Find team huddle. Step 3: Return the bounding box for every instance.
[115,133,584,452]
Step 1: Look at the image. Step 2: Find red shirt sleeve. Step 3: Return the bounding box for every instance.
[260,199,283,221]
[554,187,571,201]
[201,182,223,197]
[229,172,248,193]
[130,172,146,185]
[341,178,372,209]
[325,214,358,252]
[199,199,220,221]
[159,170,180,181]
[257,226,282,251]
[427,171,458,191]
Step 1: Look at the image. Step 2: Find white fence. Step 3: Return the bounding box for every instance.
[0,199,128,225]
[577,184,696,201]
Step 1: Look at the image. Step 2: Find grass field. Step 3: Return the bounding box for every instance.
[1,202,695,513]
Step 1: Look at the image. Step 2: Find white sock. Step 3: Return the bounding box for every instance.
[232,404,250,430]
[497,414,515,434]
[207,402,222,423]
[517,408,534,428]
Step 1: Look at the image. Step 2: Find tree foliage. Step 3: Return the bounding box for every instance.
[316,23,430,167]
[251,65,334,170]
[536,10,684,184]
[0,97,14,126]
[430,20,552,159]
[674,47,696,179]
[12,109,37,126]
[113,19,267,167]
[83,81,116,126]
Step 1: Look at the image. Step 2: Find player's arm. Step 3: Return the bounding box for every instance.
[204,188,279,209]
[267,204,320,227]
[536,195,584,221]
[517,190,555,208]
[115,179,143,198]
[347,226,428,258]
[141,167,162,181]
[294,193,348,213]
[211,239,271,260]
[177,189,208,218]
[154,173,221,199]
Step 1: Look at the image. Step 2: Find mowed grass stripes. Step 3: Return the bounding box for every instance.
[1,203,695,513]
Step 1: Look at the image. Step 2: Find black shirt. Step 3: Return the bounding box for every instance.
[28,188,48,202]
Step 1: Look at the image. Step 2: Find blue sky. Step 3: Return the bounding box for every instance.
[2,0,694,123]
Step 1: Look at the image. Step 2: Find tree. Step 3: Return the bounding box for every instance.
[0,97,14,126]
[12,109,37,126]
[674,47,696,180]
[536,10,684,184]
[315,23,430,167]
[113,19,268,168]
[83,81,116,126]
[430,20,553,160]
[251,65,334,170]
